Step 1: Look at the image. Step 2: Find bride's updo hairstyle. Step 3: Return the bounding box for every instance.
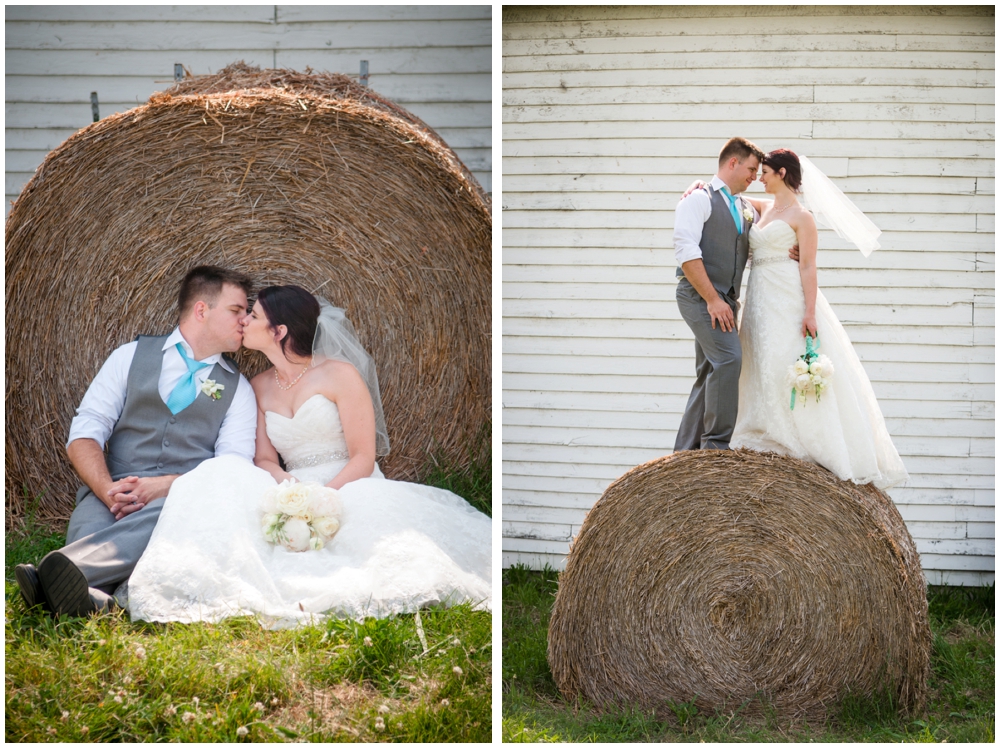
[763,149,803,192]
[256,285,320,359]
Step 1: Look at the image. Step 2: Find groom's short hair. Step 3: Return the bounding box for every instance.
[718,137,764,166]
[178,265,254,318]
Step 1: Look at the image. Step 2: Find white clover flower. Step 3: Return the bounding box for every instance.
[165,704,177,717]
[113,695,123,704]
[312,515,340,541]
[377,704,390,714]
[61,711,69,723]
[452,638,461,647]
[134,645,146,660]
[253,702,264,712]
[192,697,200,707]
[47,727,57,736]
[441,698,450,707]
[80,726,89,736]
[236,726,249,737]
[374,717,385,731]
[281,518,311,552]
[271,697,279,706]
[363,636,373,647]
[182,712,196,724]
[452,666,463,676]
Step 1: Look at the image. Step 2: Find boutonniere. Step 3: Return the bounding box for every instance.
[201,379,224,400]
[742,206,754,223]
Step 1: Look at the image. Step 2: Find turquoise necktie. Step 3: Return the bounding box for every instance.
[719,186,744,235]
[165,343,211,414]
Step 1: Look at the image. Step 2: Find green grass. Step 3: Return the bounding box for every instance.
[502,565,994,743]
[421,423,492,518]
[5,458,492,743]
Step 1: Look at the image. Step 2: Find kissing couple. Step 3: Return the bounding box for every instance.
[673,137,907,489]
[16,265,491,628]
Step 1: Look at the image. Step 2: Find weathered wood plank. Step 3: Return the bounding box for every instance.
[503,137,994,160]
[6,20,492,51]
[502,12,993,40]
[503,67,985,90]
[7,47,491,80]
[503,50,992,74]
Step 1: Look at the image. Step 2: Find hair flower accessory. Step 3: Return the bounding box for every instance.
[200,379,224,400]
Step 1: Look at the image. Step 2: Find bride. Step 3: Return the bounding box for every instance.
[126,285,491,627]
[727,149,908,489]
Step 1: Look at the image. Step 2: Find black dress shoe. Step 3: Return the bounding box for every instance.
[14,564,48,611]
[37,551,96,617]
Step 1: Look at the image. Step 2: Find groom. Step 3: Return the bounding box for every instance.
[15,265,258,616]
[673,137,764,451]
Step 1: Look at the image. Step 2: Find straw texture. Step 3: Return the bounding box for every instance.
[548,450,931,721]
[5,64,490,525]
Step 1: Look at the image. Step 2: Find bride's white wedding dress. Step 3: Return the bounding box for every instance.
[127,394,491,628]
[730,219,908,489]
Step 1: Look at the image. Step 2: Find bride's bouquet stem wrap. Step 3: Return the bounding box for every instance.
[4,63,490,525]
[547,450,930,721]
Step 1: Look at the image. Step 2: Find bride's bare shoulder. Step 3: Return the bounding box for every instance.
[250,366,275,389]
[312,358,367,390]
[788,204,816,230]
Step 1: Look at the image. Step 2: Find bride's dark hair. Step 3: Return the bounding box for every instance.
[256,285,320,359]
[763,149,802,192]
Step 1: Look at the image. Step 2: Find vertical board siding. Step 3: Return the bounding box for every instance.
[4,5,492,211]
[502,6,994,586]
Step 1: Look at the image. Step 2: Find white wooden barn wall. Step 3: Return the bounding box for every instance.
[5,5,491,213]
[502,6,995,586]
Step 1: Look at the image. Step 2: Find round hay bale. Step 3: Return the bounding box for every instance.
[547,450,931,721]
[5,64,490,525]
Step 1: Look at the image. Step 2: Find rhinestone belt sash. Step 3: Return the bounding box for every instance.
[285,450,350,470]
[751,255,794,267]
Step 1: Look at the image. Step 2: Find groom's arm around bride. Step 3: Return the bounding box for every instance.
[14,265,258,617]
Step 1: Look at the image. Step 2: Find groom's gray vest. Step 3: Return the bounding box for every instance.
[100,334,240,483]
[676,185,751,301]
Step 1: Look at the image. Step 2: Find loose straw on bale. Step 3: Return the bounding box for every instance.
[5,64,490,525]
[548,450,931,721]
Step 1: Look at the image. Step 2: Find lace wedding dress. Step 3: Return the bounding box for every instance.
[127,394,491,628]
[730,220,908,489]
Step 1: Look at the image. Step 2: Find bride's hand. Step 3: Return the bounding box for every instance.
[681,180,707,199]
[788,244,800,262]
[802,314,818,338]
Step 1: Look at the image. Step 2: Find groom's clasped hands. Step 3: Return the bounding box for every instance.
[106,475,176,519]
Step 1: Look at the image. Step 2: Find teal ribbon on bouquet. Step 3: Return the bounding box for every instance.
[790,334,820,411]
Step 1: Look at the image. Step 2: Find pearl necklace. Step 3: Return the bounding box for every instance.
[274,360,311,391]
[772,202,795,214]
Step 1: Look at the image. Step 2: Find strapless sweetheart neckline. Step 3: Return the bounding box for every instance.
[264,393,331,421]
[752,218,793,233]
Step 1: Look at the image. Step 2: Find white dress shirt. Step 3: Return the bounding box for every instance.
[673,176,760,266]
[67,328,257,461]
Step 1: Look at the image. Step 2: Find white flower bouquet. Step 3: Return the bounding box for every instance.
[786,335,834,410]
[260,479,342,552]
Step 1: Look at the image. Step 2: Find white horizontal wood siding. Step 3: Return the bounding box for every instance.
[502,6,994,586]
[5,5,491,212]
